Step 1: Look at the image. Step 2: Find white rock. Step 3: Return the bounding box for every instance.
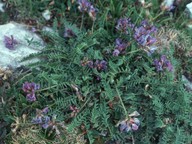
[186,2,192,19]
[161,0,174,10]
[42,26,59,37]
[182,75,192,92]
[187,22,192,29]
[0,22,44,69]
[0,2,5,12]
[138,0,145,6]
[42,26,55,33]
[42,10,51,21]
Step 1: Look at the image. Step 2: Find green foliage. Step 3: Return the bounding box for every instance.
[1,0,192,144]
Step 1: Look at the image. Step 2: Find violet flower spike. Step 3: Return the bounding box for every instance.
[32,116,42,124]
[113,38,128,56]
[165,60,173,72]
[88,5,98,21]
[118,120,131,133]
[42,107,49,114]
[77,0,91,12]
[42,116,51,129]
[64,28,76,38]
[133,20,157,47]
[113,49,120,56]
[22,82,40,102]
[87,61,94,68]
[96,60,107,71]
[4,35,18,50]
[133,118,140,126]
[26,92,36,102]
[115,38,127,51]
[22,82,40,93]
[116,18,132,34]
[131,123,139,131]
[153,55,173,72]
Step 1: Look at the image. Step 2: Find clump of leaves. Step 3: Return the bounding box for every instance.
[2,0,192,144]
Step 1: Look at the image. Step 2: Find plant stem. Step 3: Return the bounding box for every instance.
[91,20,95,33]
[152,11,164,21]
[80,13,85,30]
[115,86,128,118]
[132,135,135,144]
[126,49,142,55]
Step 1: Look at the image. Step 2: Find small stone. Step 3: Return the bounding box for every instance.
[186,2,192,19]
[187,23,192,29]
[161,0,174,11]
[0,2,4,13]
[0,22,44,69]
[42,10,51,21]
[182,75,192,92]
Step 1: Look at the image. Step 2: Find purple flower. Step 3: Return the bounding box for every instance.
[129,118,140,131]
[4,35,18,50]
[87,61,94,68]
[42,107,49,114]
[113,49,120,56]
[22,82,40,93]
[131,123,139,131]
[117,117,140,133]
[42,116,51,129]
[32,116,42,124]
[88,5,98,21]
[22,82,40,102]
[31,27,37,33]
[115,38,128,52]
[82,59,107,71]
[116,18,134,34]
[153,55,173,72]
[95,60,107,71]
[132,118,140,126]
[96,75,101,81]
[112,38,128,56]
[64,28,76,38]
[77,0,91,12]
[165,60,173,72]
[134,20,157,46]
[26,93,36,102]
[118,120,131,133]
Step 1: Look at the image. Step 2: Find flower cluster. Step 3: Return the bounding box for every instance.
[77,0,98,21]
[4,35,18,50]
[70,105,80,117]
[32,108,52,129]
[116,18,134,34]
[113,38,129,56]
[118,118,140,132]
[134,20,157,47]
[153,55,173,72]
[117,111,140,133]
[32,107,62,134]
[160,0,175,12]
[22,82,40,102]
[81,59,107,71]
[63,28,76,38]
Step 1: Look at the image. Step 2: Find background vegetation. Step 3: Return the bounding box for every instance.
[0,0,192,143]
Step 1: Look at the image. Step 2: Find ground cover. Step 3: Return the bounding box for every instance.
[0,0,192,144]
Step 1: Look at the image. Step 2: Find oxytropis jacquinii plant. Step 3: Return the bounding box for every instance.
[22,82,40,102]
[4,35,18,50]
[153,55,173,72]
[116,18,158,55]
[32,107,66,135]
[77,0,98,21]
[116,111,140,133]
